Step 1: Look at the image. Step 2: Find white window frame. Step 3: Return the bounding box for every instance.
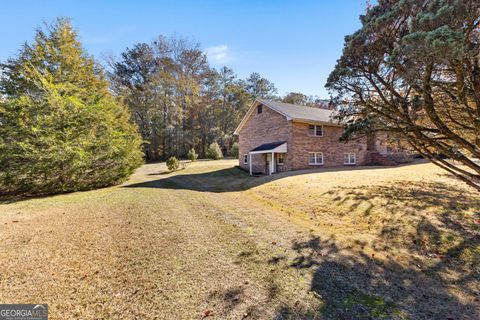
[277,153,285,165]
[344,153,356,165]
[308,152,324,165]
[308,124,323,137]
[244,154,248,164]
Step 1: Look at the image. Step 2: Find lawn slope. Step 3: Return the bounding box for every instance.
[0,160,478,319]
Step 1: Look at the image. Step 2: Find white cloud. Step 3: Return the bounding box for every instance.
[205,45,231,63]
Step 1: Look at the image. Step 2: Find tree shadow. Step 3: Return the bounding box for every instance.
[273,236,479,319]
[123,165,411,193]
[320,181,480,269]
[207,286,245,314]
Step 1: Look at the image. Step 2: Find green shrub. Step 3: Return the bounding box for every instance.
[166,157,180,171]
[206,142,223,160]
[0,18,143,197]
[187,148,198,161]
[229,142,239,157]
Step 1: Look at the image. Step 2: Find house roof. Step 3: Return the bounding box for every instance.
[250,141,286,152]
[257,98,337,123]
[234,98,340,135]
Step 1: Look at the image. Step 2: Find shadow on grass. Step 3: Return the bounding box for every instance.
[124,164,407,193]
[269,180,480,319]
[272,235,479,320]
[321,182,480,271]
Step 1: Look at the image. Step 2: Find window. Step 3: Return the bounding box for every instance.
[344,153,356,165]
[308,152,324,165]
[244,154,248,164]
[257,105,263,114]
[308,124,323,136]
[277,153,285,165]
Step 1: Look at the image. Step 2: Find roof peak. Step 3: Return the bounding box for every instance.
[234,98,341,135]
[257,98,336,112]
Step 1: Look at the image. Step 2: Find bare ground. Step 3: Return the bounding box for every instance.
[0,159,479,319]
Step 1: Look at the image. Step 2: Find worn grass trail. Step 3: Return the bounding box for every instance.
[0,161,320,319]
[0,160,479,319]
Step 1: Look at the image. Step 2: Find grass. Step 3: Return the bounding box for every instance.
[0,159,479,319]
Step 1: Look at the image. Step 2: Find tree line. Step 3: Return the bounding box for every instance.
[108,36,278,161]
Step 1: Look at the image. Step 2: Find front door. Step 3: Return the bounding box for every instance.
[266,153,274,174]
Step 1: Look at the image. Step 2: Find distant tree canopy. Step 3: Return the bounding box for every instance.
[0,18,143,196]
[110,38,279,161]
[326,0,480,191]
[281,92,329,107]
[282,92,310,105]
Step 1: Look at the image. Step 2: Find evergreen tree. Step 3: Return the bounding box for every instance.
[326,0,480,191]
[0,18,143,196]
[206,142,223,160]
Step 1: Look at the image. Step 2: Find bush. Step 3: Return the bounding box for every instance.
[206,142,223,160]
[187,148,198,161]
[229,142,239,157]
[0,19,143,197]
[166,157,180,171]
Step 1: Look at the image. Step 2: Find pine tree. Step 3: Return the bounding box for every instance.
[206,142,223,160]
[0,18,143,196]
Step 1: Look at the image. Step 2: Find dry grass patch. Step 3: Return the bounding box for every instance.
[0,159,478,319]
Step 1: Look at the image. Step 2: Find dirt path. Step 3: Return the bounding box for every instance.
[1,160,478,319]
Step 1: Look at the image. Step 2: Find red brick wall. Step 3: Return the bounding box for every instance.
[238,106,370,173]
[289,121,368,169]
[238,106,292,172]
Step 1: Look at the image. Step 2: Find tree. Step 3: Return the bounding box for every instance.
[166,156,180,171]
[326,0,480,191]
[282,92,310,105]
[187,148,198,161]
[245,72,278,99]
[0,18,143,196]
[109,43,159,160]
[229,142,239,157]
[206,142,223,160]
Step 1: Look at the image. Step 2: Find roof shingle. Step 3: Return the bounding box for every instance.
[257,98,337,124]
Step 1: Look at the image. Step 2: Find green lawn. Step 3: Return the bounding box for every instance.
[0,159,479,319]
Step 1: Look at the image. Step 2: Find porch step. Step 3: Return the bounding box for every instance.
[366,151,396,166]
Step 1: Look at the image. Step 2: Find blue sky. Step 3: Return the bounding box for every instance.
[0,0,366,97]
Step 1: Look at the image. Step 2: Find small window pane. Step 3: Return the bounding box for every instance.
[317,153,323,164]
[309,152,323,165]
[309,125,315,135]
[344,153,356,164]
[244,154,248,164]
[278,154,284,164]
[316,126,323,136]
[257,105,262,114]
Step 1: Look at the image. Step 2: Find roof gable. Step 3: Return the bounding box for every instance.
[234,98,340,135]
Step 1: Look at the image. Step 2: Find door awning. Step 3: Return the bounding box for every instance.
[250,141,287,154]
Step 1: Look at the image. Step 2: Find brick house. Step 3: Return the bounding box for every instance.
[234,98,393,175]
